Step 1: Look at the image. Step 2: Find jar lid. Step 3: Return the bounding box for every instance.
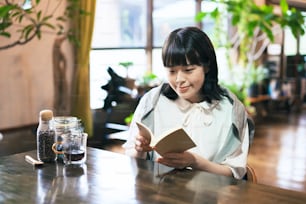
[53,116,79,129]
[39,110,53,121]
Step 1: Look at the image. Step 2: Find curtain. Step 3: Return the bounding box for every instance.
[71,0,96,137]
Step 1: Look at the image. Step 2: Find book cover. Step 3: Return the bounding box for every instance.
[136,122,196,156]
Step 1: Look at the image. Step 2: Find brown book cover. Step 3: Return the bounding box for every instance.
[136,122,196,156]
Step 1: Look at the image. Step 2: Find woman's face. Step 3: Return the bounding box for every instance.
[165,65,205,103]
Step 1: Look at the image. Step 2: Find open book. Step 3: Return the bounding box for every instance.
[136,122,196,156]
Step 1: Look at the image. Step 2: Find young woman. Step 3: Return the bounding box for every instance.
[123,27,254,179]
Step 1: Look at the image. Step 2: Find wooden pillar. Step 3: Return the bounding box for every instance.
[280,29,285,79]
[146,0,153,73]
[195,0,202,29]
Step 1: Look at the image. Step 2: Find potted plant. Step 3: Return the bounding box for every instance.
[119,61,135,89]
[135,72,161,97]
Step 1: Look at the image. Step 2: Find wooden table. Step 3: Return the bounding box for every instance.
[0,147,306,204]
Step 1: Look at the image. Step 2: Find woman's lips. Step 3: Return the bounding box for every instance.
[178,86,189,93]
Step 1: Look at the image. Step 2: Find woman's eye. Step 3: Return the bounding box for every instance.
[168,70,176,74]
[185,68,194,72]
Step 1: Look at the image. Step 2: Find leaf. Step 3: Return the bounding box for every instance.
[11,11,22,18]
[56,16,67,22]
[18,15,24,23]
[231,15,240,25]
[210,8,219,19]
[280,0,289,15]
[56,24,64,31]
[194,12,206,22]
[23,25,34,39]
[41,15,53,22]
[37,29,41,39]
[0,5,15,17]
[119,62,133,68]
[37,11,41,21]
[0,32,11,38]
[0,22,12,30]
[41,22,55,30]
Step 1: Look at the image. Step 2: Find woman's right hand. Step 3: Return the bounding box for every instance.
[135,134,153,152]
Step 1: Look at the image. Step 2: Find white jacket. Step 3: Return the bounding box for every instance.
[123,83,255,179]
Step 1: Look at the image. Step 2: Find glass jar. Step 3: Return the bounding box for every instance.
[37,110,56,162]
[53,117,85,164]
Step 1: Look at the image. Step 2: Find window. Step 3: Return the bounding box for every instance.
[90,0,201,109]
[90,0,147,109]
[90,0,227,109]
[153,0,196,46]
[92,0,146,48]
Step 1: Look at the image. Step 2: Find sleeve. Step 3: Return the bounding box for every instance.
[221,122,249,179]
[122,93,149,158]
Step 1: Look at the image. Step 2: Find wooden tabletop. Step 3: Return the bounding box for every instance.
[0,147,306,204]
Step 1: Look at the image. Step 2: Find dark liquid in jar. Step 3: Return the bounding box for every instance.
[64,150,85,161]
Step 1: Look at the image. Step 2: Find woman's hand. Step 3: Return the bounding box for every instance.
[156,151,196,169]
[135,134,153,153]
[157,151,233,177]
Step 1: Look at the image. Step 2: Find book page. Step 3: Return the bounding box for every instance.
[136,122,196,156]
[154,128,196,156]
[136,121,153,141]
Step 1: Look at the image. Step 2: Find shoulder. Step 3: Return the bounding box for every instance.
[139,83,164,104]
[135,83,164,116]
[220,87,245,110]
[221,87,255,141]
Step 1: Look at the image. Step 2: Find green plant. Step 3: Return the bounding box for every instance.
[247,65,269,86]
[196,0,305,70]
[196,0,305,104]
[119,61,133,78]
[124,113,133,125]
[0,0,86,50]
[220,64,269,106]
[136,72,159,87]
[224,82,247,102]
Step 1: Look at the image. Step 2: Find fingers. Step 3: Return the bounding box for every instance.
[156,152,193,169]
[157,157,186,169]
[135,134,152,152]
[136,135,150,145]
[156,153,186,169]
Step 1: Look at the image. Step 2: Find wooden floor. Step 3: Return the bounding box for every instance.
[247,107,306,193]
[103,106,306,193]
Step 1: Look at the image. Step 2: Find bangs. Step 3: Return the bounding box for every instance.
[162,40,202,67]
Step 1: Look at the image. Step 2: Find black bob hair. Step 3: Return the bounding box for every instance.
[161,26,226,103]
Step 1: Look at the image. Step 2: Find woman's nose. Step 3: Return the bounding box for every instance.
[176,71,186,83]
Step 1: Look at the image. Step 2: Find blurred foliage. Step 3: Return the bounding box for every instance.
[195,0,305,68]
[196,0,305,105]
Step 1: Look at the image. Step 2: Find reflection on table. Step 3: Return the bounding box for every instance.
[0,147,306,203]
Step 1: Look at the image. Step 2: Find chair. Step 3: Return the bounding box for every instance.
[246,164,257,183]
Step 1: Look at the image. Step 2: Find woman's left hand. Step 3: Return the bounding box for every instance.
[156,151,196,169]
